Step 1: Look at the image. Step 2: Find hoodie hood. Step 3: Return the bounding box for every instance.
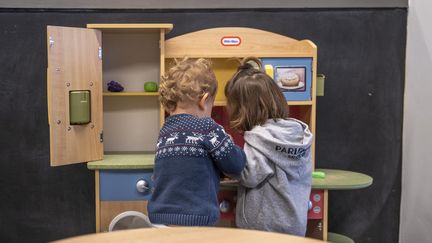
[244,118,313,172]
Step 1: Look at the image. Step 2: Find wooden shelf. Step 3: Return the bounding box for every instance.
[87,23,173,33]
[103,92,159,97]
[103,95,311,104]
[214,100,313,106]
[288,100,313,106]
[214,100,227,106]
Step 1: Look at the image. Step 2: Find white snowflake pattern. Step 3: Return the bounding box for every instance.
[182,146,188,151]
[215,151,221,156]
[190,147,197,153]
[174,146,180,152]
[198,148,204,153]
[168,147,173,152]
[220,147,226,152]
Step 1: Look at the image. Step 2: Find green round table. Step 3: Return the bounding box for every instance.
[312,169,373,190]
[311,169,373,243]
[220,168,373,190]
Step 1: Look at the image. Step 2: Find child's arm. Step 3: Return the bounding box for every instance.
[207,125,246,175]
[235,148,275,188]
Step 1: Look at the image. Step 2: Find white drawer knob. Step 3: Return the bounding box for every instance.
[136,179,150,193]
[219,200,231,213]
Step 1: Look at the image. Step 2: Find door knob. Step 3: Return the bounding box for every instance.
[136,179,150,193]
[219,200,231,213]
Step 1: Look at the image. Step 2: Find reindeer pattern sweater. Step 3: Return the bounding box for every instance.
[148,113,246,226]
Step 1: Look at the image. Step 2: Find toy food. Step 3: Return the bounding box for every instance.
[280,72,300,87]
[107,80,124,92]
[144,81,158,92]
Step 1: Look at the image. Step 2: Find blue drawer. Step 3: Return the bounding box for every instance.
[100,170,153,201]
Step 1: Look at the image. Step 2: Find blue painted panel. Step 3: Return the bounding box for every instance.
[100,170,153,201]
[261,58,313,101]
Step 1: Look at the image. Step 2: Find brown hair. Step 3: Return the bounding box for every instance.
[159,58,217,113]
[224,57,289,132]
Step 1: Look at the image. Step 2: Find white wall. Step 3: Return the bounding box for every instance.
[400,0,432,242]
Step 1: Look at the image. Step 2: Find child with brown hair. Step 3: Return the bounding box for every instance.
[148,58,246,226]
[224,57,313,236]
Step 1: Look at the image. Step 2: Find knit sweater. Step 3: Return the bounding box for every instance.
[148,113,246,226]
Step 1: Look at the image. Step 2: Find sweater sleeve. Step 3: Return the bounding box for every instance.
[235,145,275,188]
[206,124,246,175]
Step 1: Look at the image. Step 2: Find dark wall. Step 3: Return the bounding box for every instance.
[0,8,406,243]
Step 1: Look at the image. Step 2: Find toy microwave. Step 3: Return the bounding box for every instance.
[261,58,313,101]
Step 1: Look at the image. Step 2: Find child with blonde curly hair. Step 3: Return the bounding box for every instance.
[148,58,246,226]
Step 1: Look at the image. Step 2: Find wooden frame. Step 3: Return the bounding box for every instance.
[159,28,167,126]
[95,170,100,232]
[100,201,148,232]
[166,27,321,239]
[165,27,316,58]
[323,190,329,241]
[165,27,317,166]
[87,23,173,33]
[85,24,169,232]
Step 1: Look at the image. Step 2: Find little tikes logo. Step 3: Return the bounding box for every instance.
[275,145,307,160]
[221,36,241,46]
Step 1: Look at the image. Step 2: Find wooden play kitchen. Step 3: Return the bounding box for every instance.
[47,23,372,242]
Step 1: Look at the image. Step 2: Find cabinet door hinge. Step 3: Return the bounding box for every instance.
[100,131,103,143]
[49,36,54,48]
[98,47,102,60]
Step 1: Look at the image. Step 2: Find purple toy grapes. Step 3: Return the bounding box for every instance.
[107,80,124,92]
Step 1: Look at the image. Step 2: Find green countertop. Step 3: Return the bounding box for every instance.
[312,169,373,190]
[221,169,372,190]
[328,232,355,243]
[87,155,373,190]
[87,154,155,170]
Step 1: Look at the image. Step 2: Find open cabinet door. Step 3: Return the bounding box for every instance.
[47,26,103,166]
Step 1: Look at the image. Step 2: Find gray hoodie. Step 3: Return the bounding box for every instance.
[235,118,313,236]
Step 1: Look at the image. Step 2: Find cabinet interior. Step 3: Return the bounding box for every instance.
[102,30,161,153]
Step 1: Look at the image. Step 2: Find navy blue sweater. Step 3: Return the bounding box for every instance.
[148,114,246,226]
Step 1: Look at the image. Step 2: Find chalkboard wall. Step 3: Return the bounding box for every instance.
[0,8,406,243]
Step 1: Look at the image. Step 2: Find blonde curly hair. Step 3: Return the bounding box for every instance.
[160,58,217,113]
